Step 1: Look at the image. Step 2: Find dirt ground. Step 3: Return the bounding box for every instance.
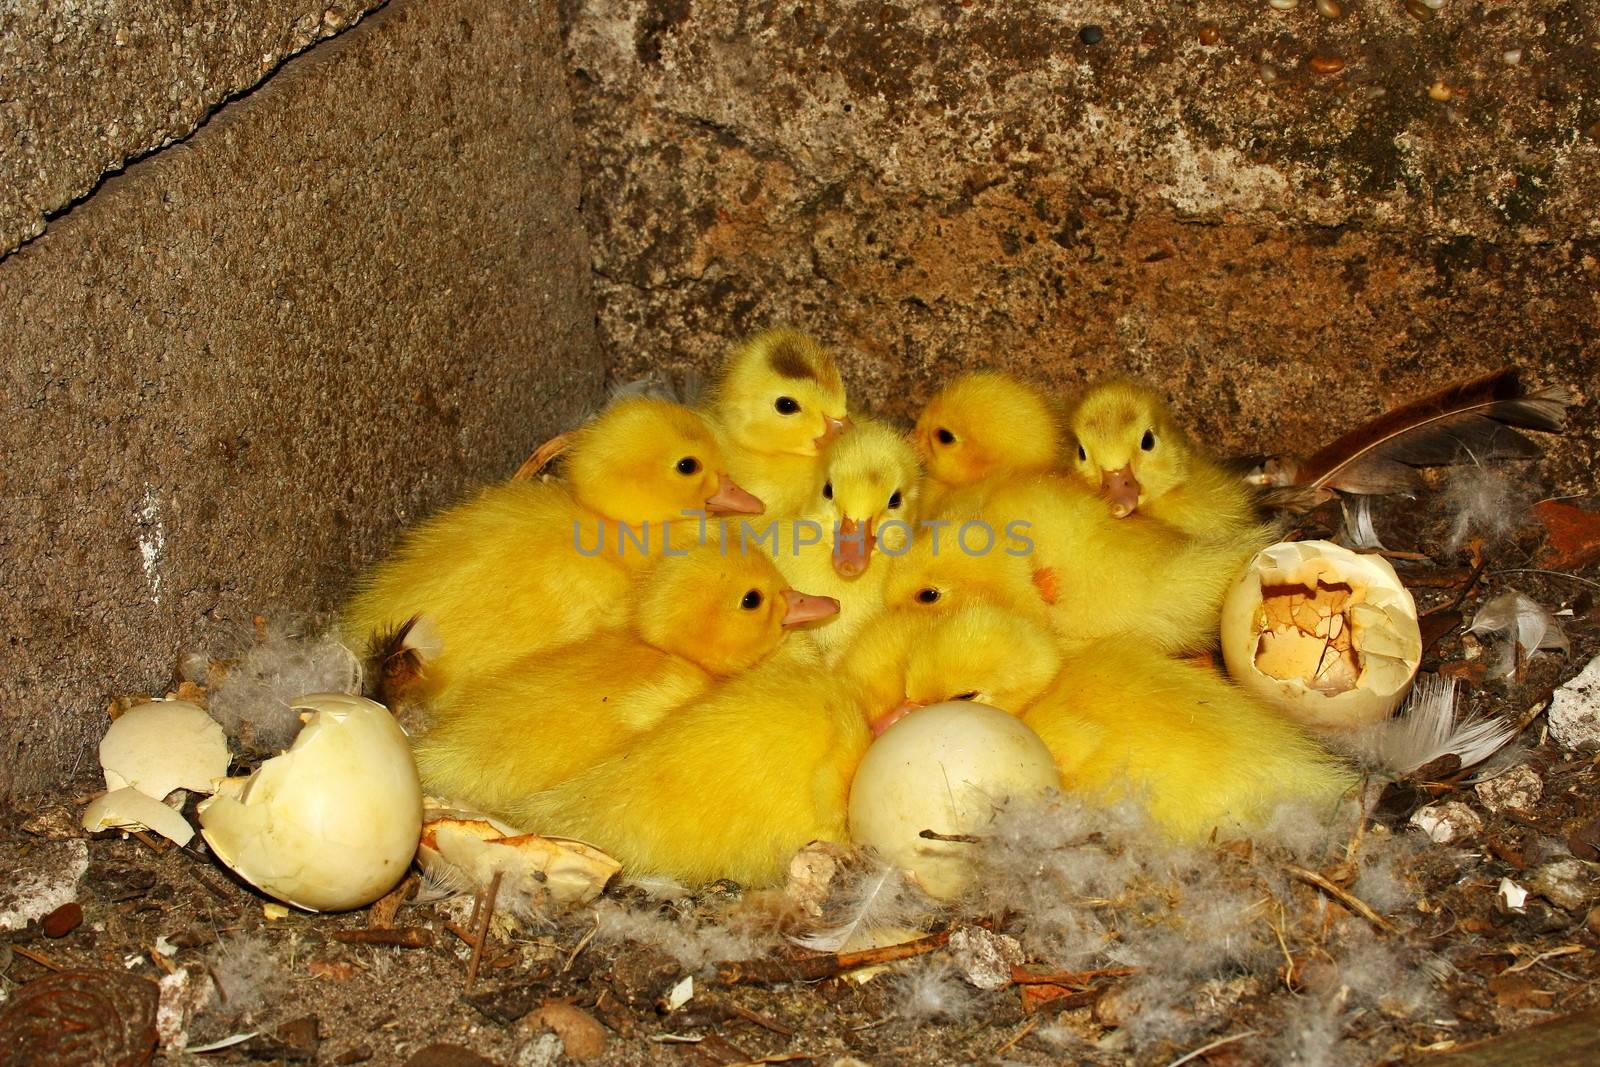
[3,482,1599,1066]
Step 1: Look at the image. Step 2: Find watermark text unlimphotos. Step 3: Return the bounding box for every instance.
[572,512,1034,558]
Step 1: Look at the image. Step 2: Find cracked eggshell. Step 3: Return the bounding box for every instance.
[82,787,196,846]
[417,811,619,906]
[196,693,422,912]
[1221,540,1421,731]
[847,702,1059,901]
[100,699,230,800]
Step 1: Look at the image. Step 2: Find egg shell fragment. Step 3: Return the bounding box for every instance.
[197,693,422,912]
[1220,540,1421,730]
[417,810,619,906]
[82,787,196,847]
[100,699,230,800]
[848,702,1060,900]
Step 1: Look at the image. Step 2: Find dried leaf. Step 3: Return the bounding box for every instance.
[1535,500,1600,570]
[1566,815,1600,863]
[1488,972,1554,1011]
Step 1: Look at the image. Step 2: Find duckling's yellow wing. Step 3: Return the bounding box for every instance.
[341,481,633,699]
[505,664,871,887]
[1023,639,1355,839]
[412,632,712,816]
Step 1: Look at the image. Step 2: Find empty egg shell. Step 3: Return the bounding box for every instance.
[1220,540,1421,730]
[848,702,1059,900]
[99,699,229,800]
[197,693,422,912]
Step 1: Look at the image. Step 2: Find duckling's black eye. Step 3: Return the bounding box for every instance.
[953,691,978,701]
[915,587,941,605]
[935,428,956,445]
[740,589,763,610]
[888,490,903,509]
[1077,444,1088,462]
[822,481,833,500]
[775,396,801,415]
[1140,430,1156,452]
[675,457,701,475]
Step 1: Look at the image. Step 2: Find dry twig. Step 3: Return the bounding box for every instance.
[728,1002,795,1036]
[465,871,503,991]
[367,871,419,929]
[329,927,435,948]
[1164,1030,1262,1067]
[717,930,951,985]
[11,945,63,972]
[1286,864,1397,934]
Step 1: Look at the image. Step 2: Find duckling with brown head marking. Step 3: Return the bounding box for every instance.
[707,328,852,519]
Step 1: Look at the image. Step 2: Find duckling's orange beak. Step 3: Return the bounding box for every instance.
[1100,464,1142,518]
[833,516,875,578]
[704,474,765,515]
[870,698,925,737]
[781,589,840,627]
[814,413,852,451]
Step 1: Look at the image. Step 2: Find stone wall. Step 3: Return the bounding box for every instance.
[0,0,603,798]
[562,0,1598,488]
[1,0,390,255]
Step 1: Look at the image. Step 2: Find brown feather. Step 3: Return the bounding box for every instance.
[1292,367,1574,497]
[365,614,430,709]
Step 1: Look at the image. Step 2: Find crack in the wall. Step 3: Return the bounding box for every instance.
[1,1,392,266]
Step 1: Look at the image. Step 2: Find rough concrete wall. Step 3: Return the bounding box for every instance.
[562,0,1598,490]
[1,0,391,256]
[0,0,602,798]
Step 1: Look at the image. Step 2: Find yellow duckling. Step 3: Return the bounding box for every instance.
[838,604,1060,735]
[706,328,852,520]
[841,603,1356,839]
[341,398,763,701]
[412,541,838,818]
[913,370,1063,510]
[506,658,871,887]
[882,473,1268,655]
[1067,379,1262,540]
[766,420,922,660]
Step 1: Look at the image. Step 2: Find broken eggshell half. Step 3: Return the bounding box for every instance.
[848,701,1060,901]
[99,698,230,800]
[1220,540,1422,730]
[197,693,422,912]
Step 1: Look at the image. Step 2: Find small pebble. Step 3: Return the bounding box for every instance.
[1549,655,1600,752]
[1268,0,1299,10]
[1079,24,1103,45]
[1316,0,1343,16]
[1527,859,1595,913]
[1474,765,1544,813]
[1405,0,1436,20]
[1411,800,1481,844]
[1429,80,1454,101]
[1199,24,1221,46]
[42,901,83,938]
[1502,48,1523,65]
[1309,55,1346,74]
